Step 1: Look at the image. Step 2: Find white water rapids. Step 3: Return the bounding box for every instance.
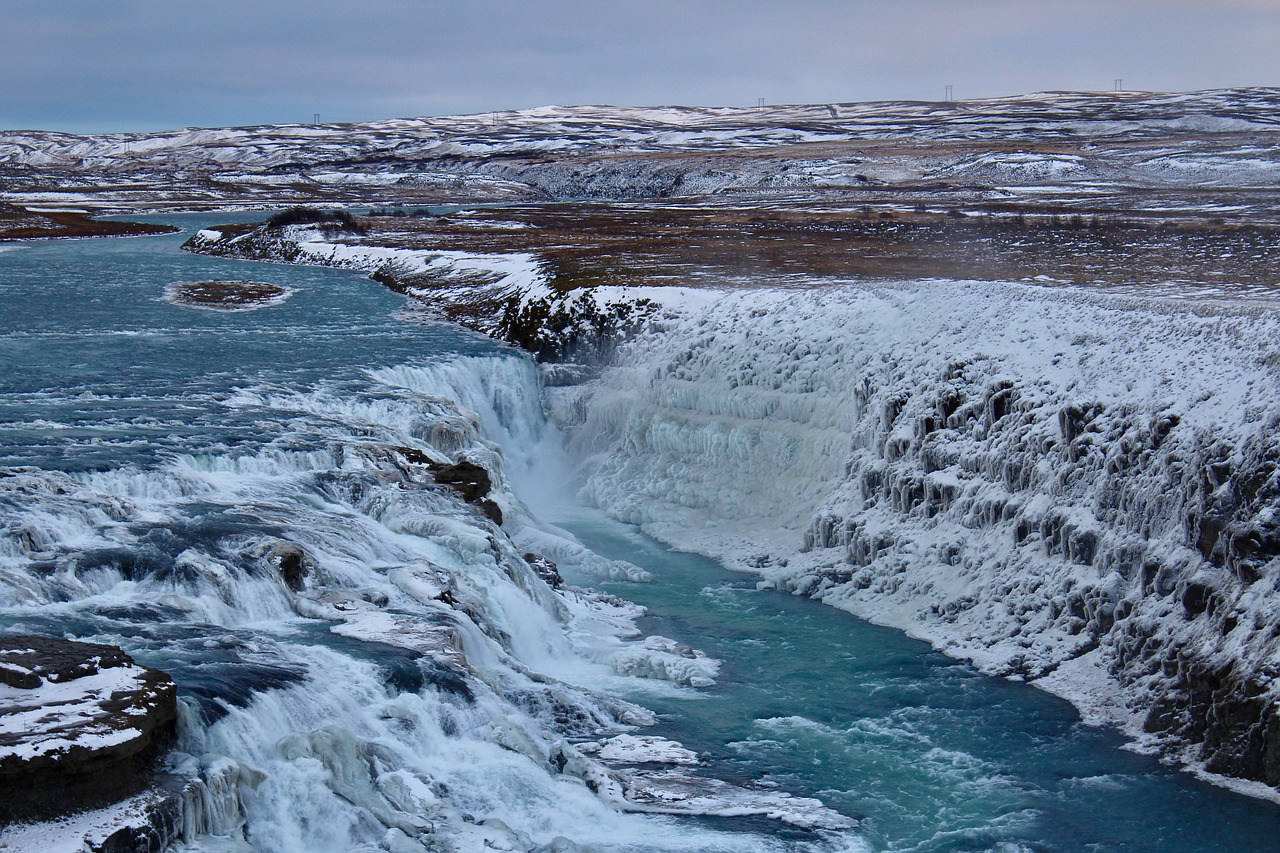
[5,223,1280,852]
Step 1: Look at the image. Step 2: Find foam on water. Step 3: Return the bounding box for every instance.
[551,507,1280,852]
[0,220,862,852]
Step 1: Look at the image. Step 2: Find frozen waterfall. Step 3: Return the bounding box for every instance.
[552,279,1280,794]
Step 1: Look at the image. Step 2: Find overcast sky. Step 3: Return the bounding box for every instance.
[2,0,1277,133]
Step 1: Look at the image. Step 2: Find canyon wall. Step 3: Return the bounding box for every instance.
[553,280,1280,792]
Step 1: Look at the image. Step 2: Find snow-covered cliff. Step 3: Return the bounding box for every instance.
[550,280,1280,795]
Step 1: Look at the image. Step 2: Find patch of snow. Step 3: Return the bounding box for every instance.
[0,664,153,760]
[580,734,700,765]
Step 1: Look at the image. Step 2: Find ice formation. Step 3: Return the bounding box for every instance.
[552,279,1280,792]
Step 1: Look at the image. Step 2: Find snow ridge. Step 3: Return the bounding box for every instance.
[8,88,1280,211]
[5,89,1280,171]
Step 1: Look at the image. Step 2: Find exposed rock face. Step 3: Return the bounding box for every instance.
[524,552,564,589]
[80,785,184,853]
[257,540,311,591]
[429,459,503,524]
[0,635,178,823]
[183,224,660,365]
[430,459,493,502]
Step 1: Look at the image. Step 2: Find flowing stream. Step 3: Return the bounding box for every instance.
[553,515,1280,852]
[1,217,1278,852]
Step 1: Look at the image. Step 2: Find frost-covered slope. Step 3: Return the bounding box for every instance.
[551,281,1280,794]
[5,89,1279,170]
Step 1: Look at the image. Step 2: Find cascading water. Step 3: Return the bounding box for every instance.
[6,216,1280,853]
[0,219,859,852]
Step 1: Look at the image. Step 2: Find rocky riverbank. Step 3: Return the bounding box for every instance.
[0,203,174,241]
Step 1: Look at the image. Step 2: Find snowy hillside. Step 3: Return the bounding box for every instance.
[4,89,1280,170]
[5,88,1280,216]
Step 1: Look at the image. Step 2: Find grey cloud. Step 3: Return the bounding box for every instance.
[1,0,1276,132]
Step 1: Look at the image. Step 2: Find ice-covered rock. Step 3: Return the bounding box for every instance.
[610,635,721,688]
[579,734,700,765]
[559,279,1280,792]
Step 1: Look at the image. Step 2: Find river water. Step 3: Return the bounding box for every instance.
[557,517,1280,852]
[1,217,1277,851]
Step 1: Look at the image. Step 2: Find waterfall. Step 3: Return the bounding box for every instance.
[2,347,856,850]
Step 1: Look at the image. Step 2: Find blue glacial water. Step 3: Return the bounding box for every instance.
[1,218,1278,852]
[0,214,501,471]
[556,517,1280,852]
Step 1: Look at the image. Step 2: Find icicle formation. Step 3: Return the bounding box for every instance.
[563,279,1280,790]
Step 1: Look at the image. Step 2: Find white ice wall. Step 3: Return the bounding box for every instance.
[559,279,1280,791]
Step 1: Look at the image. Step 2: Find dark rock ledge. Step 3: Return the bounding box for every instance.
[387,445,504,524]
[0,635,177,825]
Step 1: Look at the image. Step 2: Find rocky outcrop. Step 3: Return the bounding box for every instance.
[183,224,662,364]
[384,443,505,524]
[0,635,178,824]
[524,552,564,589]
[429,460,503,524]
[162,280,290,312]
[257,540,312,591]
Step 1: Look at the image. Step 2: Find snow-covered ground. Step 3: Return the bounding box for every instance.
[6,88,1280,216]
[4,90,1279,173]
[547,279,1280,795]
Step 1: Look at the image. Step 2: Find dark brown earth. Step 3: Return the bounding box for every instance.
[165,279,288,310]
[328,201,1280,297]
[0,203,174,241]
